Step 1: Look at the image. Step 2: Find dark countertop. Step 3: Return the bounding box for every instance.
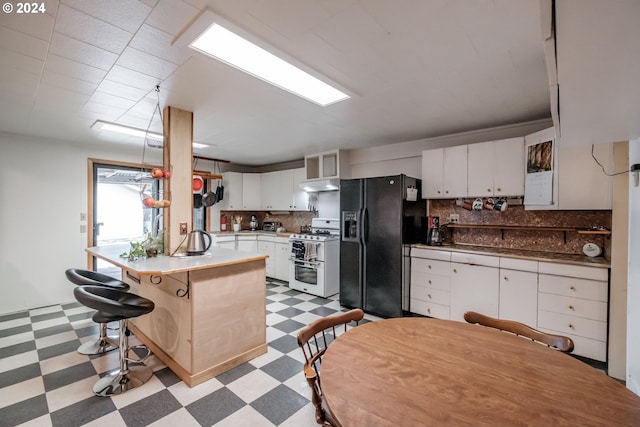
[411,243,610,268]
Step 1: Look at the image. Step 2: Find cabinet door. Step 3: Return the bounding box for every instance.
[242,173,261,210]
[277,170,294,210]
[421,148,444,198]
[275,242,291,281]
[222,172,243,210]
[291,168,308,210]
[258,241,275,277]
[450,262,499,321]
[237,238,257,253]
[558,142,612,209]
[467,141,494,197]
[218,240,236,250]
[260,171,279,210]
[499,268,537,326]
[494,137,525,197]
[443,145,467,198]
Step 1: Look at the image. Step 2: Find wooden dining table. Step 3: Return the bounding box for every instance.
[321,317,640,427]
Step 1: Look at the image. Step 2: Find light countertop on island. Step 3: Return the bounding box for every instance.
[86,244,268,275]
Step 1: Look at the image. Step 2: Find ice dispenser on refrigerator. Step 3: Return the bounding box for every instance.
[342,211,359,241]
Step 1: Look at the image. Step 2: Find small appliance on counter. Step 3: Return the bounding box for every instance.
[426,216,442,246]
[263,220,282,232]
[249,214,258,231]
[186,229,212,255]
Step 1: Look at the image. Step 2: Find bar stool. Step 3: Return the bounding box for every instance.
[73,285,155,396]
[65,268,130,355]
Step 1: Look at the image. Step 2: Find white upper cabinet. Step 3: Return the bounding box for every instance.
[260,171,280,210]
[221,172,243,210]
[242,173,261,210]
[304,150,349,180]
[291,168,308,210]
[558,142,612,210]
[467,137,525,197]
[422,145,467,198]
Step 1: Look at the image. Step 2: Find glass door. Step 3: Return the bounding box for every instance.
[89,160,162,275]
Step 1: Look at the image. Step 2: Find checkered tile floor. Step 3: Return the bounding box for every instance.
[0,281,378,427]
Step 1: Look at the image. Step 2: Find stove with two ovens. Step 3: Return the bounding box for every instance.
[288,218,339,297]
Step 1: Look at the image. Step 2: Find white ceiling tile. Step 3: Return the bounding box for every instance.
[82,101,127,121]
[139,0,159,7]
[41,70,98,95]
[0,7,55,41]
[105,65,160,91]
[0,48,44,75]
[55,4,133,54]
[60,0,151,33]
[44,54,107,84]
[125,96,162,120]
[96,80,150,101]
[129,24,193,64]
[49,32,118,71]
[35,85,90,106]
[0,26,49,59]
[116,47,181,80]
[89,92,138,110]
[145,0,199,36]
[0,65,40,98]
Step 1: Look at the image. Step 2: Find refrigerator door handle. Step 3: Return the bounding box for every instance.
[362,208,369,244]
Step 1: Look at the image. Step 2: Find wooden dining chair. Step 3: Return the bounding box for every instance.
[464,311,574,353]
[297,308,365,426]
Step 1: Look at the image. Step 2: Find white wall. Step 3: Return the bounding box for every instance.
[0,132,158,314]
[627,138,640,393]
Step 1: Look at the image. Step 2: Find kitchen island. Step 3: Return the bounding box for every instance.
[86,244,268,387]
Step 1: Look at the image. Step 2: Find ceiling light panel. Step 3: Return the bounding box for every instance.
[187,19,349,107]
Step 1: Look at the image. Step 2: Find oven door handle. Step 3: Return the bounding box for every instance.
[290,258,321,267]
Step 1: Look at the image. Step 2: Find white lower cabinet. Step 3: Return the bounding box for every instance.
[258,240,275,278]
[410,248,610,362]
[275,242,290,282]
[498,258,538,327]
[450,253,499,322]
[410,249,452,319]
[537,262,609,361]
[236,235,258,253]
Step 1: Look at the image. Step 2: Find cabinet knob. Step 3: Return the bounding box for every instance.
[453,269,457,273]
[427,308,431,314]
[428,280,432,284]
[503,276,508,281]
[428,265,432,269]
[569,286,576,291]
[487,189,491,192]
[437,190,441,194]
[445,190,449,194]
[496,188,501,192]
[427,294,432,299]
[569,305,575,311]
[568,323,574,329]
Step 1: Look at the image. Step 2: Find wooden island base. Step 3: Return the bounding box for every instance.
[86,245,268,388]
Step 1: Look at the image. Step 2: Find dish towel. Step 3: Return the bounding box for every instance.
[304,242,317,261]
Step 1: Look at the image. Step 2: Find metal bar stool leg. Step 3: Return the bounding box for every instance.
[93,319,153,397]
[77,321,118,355]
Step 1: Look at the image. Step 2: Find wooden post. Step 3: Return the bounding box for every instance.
[163,106,193,254]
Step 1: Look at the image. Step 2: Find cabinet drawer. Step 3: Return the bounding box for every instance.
[538,262,608,281]
[451,252,499,268]
[410,299,450,319]
[538,327,606,362]
[538,274,608,302]
[410,270,450,291]
[412,258,450,276]
[538,293,607,321]
[258,241,275,252]
[499,257,538,272]
[410,285,450,305]
[411,248,451,261]
[537,310,607,341]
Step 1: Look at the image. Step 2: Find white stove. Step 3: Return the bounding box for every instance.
[288,218,340,297]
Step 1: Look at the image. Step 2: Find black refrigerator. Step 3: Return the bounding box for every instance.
[340,175,425,318]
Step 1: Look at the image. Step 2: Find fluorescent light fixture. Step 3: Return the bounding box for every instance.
[92,120,163,141]
[192,142,209,149]
[190,23,350,107]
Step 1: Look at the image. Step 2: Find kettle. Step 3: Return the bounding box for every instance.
[426,227,442,246]
[186,229,212,255]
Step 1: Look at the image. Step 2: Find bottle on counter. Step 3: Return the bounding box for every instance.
[221,214,227,232]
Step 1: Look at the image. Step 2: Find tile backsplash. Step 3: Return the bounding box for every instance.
[221,211,316,233]
[428,199,611,257]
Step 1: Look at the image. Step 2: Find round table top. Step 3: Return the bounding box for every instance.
[321,317,640,427]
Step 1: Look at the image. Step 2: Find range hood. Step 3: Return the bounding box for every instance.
[299,178,340,192]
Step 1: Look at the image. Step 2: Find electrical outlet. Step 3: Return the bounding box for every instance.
[449,213,460,224]
[180,222,188,235]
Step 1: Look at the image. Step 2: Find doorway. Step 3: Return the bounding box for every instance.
[88,159,163,276]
